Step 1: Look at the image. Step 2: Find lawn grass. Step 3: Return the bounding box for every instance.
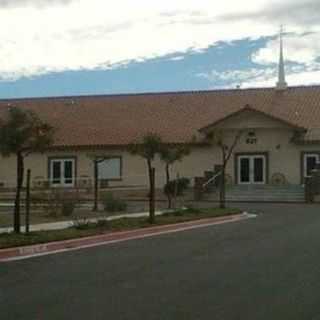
[0,207,241,250]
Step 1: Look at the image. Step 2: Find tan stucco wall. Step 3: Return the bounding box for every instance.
[197,109,319,185]
[0,138,319,189]
[0,110,319,189]
[0,150,151,189]
[213,109,292,130]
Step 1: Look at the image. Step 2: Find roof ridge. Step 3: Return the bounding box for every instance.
[1,84,320,102]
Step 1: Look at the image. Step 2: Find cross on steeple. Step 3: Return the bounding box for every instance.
[276,25,287,90]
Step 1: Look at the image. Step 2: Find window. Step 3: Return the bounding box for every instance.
[304,153,320,178]
[98,157,122,180]
[49,158,76,187]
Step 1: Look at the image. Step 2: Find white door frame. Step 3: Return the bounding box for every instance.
[303,153,320,178]
[238,154,266,185]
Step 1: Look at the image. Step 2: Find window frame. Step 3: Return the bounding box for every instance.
[237,154,266,185]
[48,156,77,187]
[97,156,123,182]
[302,152,320,179]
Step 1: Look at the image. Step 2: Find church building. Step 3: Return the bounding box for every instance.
[0,32,319,202]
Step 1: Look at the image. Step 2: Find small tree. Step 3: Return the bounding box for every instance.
[205,129,243,209]
[160,145,190,208]
[0,107,54,233]
[129,133,163,224]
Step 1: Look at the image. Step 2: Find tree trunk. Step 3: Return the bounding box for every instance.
[93,160,99,211]
[165,164,170,184]
[165,163,172,209]
[14,152,24,233]
[147,160,155,224]
[219,166,226,209]
[25,169,31,234]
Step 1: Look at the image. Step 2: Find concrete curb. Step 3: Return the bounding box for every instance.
[0,212,256,262]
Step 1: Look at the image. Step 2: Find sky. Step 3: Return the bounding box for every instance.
[0,0,319,98]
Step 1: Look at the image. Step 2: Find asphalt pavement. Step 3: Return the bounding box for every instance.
[1,203,320,320]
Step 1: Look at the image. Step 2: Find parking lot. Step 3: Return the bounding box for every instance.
[1,203,320,320]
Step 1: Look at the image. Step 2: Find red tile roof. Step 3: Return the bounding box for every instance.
[0,85,320,147]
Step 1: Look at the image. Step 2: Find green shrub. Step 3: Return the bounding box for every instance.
[72,218,91,230]
[96,219,110,228]
[40,190,63,218]
[162,205,201,217]
[164,177,190,197]
[172,210,184,216]
[72,218,110,230]
[33,190,78,217]
[183,206,201,215]
[102,192,127,213]
[61,200,76,216]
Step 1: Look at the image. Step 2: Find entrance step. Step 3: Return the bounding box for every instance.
[225,185,305,203]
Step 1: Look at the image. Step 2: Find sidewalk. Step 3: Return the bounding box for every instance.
[0,210,169,234]
[0,202,98,209]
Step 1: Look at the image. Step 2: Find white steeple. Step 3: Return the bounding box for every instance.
[276,25,287,90]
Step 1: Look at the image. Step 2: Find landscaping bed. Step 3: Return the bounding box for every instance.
[0,207,241,249]
[0,209,122,228]
[0,201,168,228]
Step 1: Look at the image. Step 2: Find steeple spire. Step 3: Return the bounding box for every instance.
[276,25,287,90]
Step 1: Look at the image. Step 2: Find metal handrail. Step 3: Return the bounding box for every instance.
[202,171,222,188]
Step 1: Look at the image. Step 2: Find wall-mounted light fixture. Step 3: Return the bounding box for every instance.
[246,131,257,144]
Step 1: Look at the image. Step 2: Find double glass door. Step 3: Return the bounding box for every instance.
[238,155,266,184]
[304,154,320,178]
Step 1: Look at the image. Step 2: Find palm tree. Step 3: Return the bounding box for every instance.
[160,145,190,208]
[129,133,163,223]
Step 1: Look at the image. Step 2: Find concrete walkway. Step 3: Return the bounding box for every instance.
[0,210,169,234]
[0,202,98,209]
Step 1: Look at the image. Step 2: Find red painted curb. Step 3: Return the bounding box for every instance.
[0,214,247,261]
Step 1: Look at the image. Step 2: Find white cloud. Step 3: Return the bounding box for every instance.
[253,32,320,66]
[249,30,320,87]
[200,59,320,89]
[169,56,185,61]
[198,68,275,83]
[0,0,73,8]
[241,68,320,88]
[0,0,318,83]
[198,68,276,88]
